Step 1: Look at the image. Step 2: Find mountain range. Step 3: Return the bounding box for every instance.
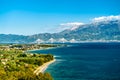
[0,19,120,43]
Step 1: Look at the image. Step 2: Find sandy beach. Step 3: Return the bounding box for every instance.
[34,59,56,75]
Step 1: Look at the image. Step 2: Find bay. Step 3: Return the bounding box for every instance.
[30,43,120,80]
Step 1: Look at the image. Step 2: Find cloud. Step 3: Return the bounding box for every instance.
[92,15,120,22]
[60,22,84,26]
[57,15,120,32]
[59,22,84,30]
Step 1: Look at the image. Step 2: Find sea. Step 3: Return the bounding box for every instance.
[30,43,120,80]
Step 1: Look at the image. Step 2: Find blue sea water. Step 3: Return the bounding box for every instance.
[30,43,120,80]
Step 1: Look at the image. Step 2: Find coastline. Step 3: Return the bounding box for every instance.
[27,47,57,52]
[27,46,58,75]
[34,59,56,75]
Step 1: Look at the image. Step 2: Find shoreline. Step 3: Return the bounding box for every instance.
[27,46,58,75]
[27,47,57,52]
[34,59,56,75]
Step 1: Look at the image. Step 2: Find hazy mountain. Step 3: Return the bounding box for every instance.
[0,20,120,43]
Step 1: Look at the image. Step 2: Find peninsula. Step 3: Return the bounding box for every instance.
[0,44,56,80]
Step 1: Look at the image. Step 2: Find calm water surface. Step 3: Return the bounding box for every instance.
[31,43,120,80]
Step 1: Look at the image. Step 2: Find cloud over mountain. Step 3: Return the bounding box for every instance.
[60,22,84,26]
[92,15,120,22]
[59,15,120,31]
[60,22,84,30]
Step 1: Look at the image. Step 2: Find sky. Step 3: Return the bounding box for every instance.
[0,0,120,35]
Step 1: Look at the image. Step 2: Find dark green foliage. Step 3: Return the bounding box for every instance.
[33,54,36,57]
[0,44,54,80]
[18,54,53,66]
[17,53,27,57]
[0,69,53,80]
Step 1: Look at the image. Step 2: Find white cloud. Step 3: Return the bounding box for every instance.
[60,22,84,30]
[92,15,120,22]
[60,22,84,26]
[57,15,120,32]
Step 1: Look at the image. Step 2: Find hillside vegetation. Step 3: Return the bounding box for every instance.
[0,44,54,80]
